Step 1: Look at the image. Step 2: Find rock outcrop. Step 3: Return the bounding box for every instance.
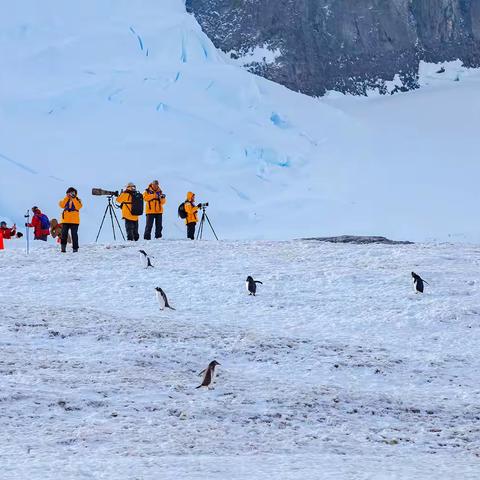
[186,0,480,95]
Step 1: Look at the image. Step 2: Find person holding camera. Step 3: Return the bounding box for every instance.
[184,191,200,240]
[59,187,82,252]
[117,182,140,241]
[0,221,17,240]
[143,180,166,240]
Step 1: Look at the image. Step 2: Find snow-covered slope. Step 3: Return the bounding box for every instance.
[1,0,480,242]
[1,239,480,478]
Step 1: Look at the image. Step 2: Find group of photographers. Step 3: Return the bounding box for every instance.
[1,181,203,253]
[115,180,201,242]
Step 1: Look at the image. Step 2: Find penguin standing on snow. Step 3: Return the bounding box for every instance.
[155,287,175,310]
[139,250,154,268]
[412,272,429,293]
[246,276,263,296]
[196,360,220,389]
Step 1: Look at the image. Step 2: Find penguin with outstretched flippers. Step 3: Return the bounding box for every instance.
[246,276,263,296]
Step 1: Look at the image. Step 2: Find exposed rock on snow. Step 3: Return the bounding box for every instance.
[304,235,414,245]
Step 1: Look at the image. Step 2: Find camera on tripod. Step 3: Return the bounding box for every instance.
[92,188,119,197]
[198,202,209,208]
[92,188,125,242]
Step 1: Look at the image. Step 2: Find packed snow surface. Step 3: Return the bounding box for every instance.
[1,0,480,242]
[1,239,480,478]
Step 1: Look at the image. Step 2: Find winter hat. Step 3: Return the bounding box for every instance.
[32,206,40,213]
[66,187,77,194]
[0,221,6,227]
[125,182,136,189]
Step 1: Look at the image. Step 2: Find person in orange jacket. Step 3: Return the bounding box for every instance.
[117,182,140,241]
[59,187,82,252]
[143,180,166,240]
[184,191,200,240]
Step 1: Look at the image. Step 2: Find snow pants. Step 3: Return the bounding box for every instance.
[125,219,139,241]
[144,214,163,240]
[61,223,79,251]
[187,222,196,240]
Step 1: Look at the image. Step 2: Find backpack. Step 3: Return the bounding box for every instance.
[178,202,187,219]
[39,213,50,230]
[130,191,144,216]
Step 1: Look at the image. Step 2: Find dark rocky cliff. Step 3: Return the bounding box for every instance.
[186,0,480,95]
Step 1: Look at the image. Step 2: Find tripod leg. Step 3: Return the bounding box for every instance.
[197,214,205,240]
[95,205,110,242]
[112,206,126,241]
[204,213,219,240]
[196,214,201,239]
[108,205,116,241]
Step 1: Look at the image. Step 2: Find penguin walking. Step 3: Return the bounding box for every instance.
[139,250,154,268]
[196,360,220,389]
[155,287,176,310]
[246,276,263,296]
[412,272,429,293]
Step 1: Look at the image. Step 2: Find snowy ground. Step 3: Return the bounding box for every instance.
[1,239,480,478]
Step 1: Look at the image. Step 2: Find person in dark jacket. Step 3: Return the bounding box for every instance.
[25,207,50,241]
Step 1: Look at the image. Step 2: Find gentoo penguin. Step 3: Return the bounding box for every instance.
[412,272,429,293]
[139,250,154,268]
[155,287,176,310]
[196,360,220,389]
[246,276,263,296]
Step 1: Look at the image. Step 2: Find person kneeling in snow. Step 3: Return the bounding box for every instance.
[25,207,50,241]
[0,221,17,240]
[50,218,71,245]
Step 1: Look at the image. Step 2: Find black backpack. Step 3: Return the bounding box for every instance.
[178,202,187,219]
[130,191,144,216]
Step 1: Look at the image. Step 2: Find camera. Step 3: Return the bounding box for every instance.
[92,188,119,197]
[198,202,209,208]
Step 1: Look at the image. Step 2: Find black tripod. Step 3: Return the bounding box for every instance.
[196,206,219,240]
[95,195,125,242]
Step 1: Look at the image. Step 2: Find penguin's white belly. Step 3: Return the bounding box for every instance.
[245,281,250,293]
[156,291,166,310]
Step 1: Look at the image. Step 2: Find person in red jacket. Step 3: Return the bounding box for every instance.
[0,221,16,239]
[25,207,50,241]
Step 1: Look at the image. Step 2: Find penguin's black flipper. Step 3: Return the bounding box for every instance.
[255,280,263,284]
[198,369,206,376]
[147,258,154,268]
